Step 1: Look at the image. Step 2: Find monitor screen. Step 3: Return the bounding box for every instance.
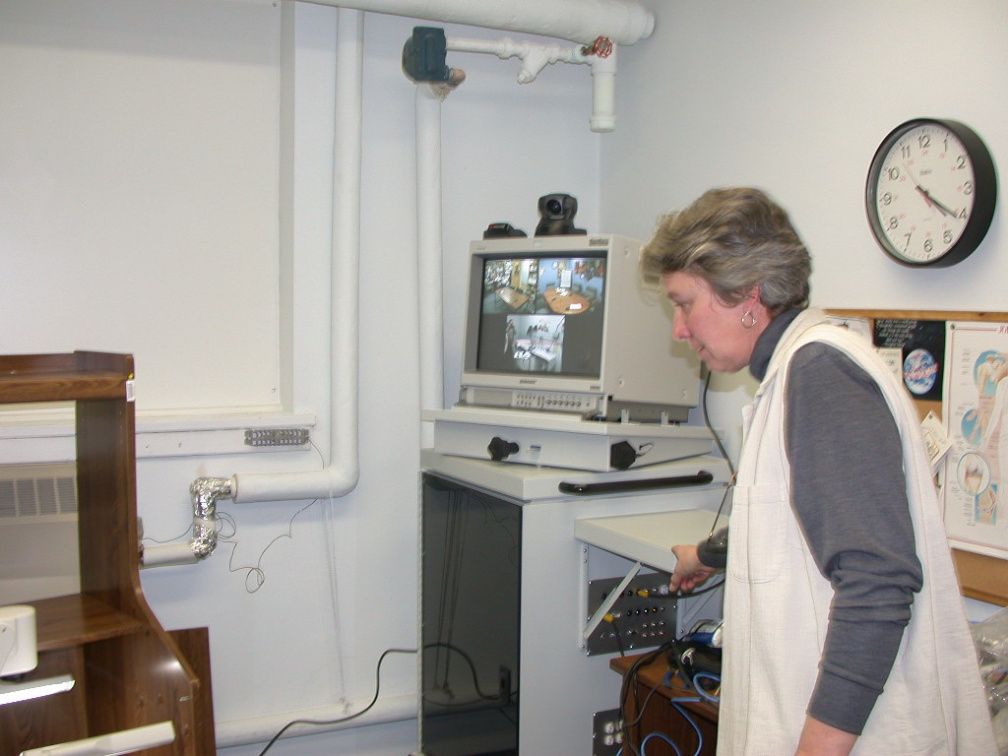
[474,253,607,378]
[459,235,701,423]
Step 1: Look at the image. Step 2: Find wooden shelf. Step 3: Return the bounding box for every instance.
[0,370,129,403]
[0,352,214,756]
[0,354,131,404]
[30,594,147,651]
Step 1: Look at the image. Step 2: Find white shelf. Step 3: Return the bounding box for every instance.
[574,508,718,573]
[421,449,729,503]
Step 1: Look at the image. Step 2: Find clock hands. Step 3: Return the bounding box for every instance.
[904,163,957,217]
[914,185,956,216]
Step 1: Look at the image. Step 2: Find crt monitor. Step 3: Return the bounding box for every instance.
[459,234,702,422]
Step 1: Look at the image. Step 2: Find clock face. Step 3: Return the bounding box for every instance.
[866,119,997,266]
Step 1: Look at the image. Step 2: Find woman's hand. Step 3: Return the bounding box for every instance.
[794,716,857,756]
[669,544,719,593]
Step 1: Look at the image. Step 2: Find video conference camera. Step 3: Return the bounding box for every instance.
[535,193,586,237]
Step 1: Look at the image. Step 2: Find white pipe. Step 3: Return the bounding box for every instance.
[227,8,364,505]
[207,1,642,503]
[446,36,619,130]
[448,36,589,63]
[589,42,617,132]
[302,0,655,46]
[447,36,590,84]
[141,541,199,568]
[416,83,448,448]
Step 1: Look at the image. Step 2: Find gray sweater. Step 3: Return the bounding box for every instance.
[702,308,924,735]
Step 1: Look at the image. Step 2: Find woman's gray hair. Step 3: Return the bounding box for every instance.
[641,187,811,313]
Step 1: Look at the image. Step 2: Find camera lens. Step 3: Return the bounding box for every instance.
[546,198,563,216]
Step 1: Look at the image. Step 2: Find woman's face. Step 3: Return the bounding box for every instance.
[661,270,764,374]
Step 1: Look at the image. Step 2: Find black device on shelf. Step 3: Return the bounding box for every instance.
[535,193,586,236]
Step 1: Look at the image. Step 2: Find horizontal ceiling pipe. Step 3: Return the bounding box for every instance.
[447,36,591,84]
[301,0,655,46]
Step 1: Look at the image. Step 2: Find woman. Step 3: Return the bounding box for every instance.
[641,187,995,755]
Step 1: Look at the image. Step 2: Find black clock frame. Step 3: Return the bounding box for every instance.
[865,117,997,267]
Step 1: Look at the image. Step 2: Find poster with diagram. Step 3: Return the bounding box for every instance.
[942,320,1008,557]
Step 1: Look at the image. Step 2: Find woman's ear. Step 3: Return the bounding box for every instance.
[742,285,763,311]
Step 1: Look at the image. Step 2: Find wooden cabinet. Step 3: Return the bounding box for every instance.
[0,352,214,755]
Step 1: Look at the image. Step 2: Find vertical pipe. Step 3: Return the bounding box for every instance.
[589,43,617,133]
[229,8,363,504]
[416,84,447,447]
[329,6,364,491]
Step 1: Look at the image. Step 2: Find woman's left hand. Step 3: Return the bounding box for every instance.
[794,715,857,756]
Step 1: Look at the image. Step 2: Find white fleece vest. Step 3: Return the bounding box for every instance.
[718,308,995,755]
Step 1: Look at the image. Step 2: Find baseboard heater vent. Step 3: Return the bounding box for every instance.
[0,463,78,519]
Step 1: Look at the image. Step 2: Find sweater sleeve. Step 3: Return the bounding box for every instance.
[785,342,923,735]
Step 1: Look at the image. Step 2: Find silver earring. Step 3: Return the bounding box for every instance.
[741,311,756,329]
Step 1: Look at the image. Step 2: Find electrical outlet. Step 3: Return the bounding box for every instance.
[592,708,624,756]
[498,665,512,705]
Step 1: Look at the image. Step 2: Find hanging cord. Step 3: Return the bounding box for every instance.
[432,488,469,694]
[201,441,330,593]
[322,486,349,707]
[700,369,735,542]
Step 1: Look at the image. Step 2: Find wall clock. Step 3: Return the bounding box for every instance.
[865,118,997,267]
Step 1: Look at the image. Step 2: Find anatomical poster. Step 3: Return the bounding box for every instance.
[942,320,1008,557]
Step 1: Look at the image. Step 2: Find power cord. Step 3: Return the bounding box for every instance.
[641,731,685,756]
[422,641,514,705]
[617,642,670,756]
[670,702,704,756]
[691,672,721,704]
[618,633,721,756]
[256,647,416,756]
[640,576,726,600]
[257,641,515,755]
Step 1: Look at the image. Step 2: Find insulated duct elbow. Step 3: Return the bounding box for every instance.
[189,476,232,560]
[140,476,232,568]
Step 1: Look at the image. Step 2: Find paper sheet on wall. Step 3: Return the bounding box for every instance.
[942,320,1008,558]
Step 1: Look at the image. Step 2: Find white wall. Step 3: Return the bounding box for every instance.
[603,0,1008,466]
[0,0,284,409]
[4,1,1006,753]
[1,2,601,754]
